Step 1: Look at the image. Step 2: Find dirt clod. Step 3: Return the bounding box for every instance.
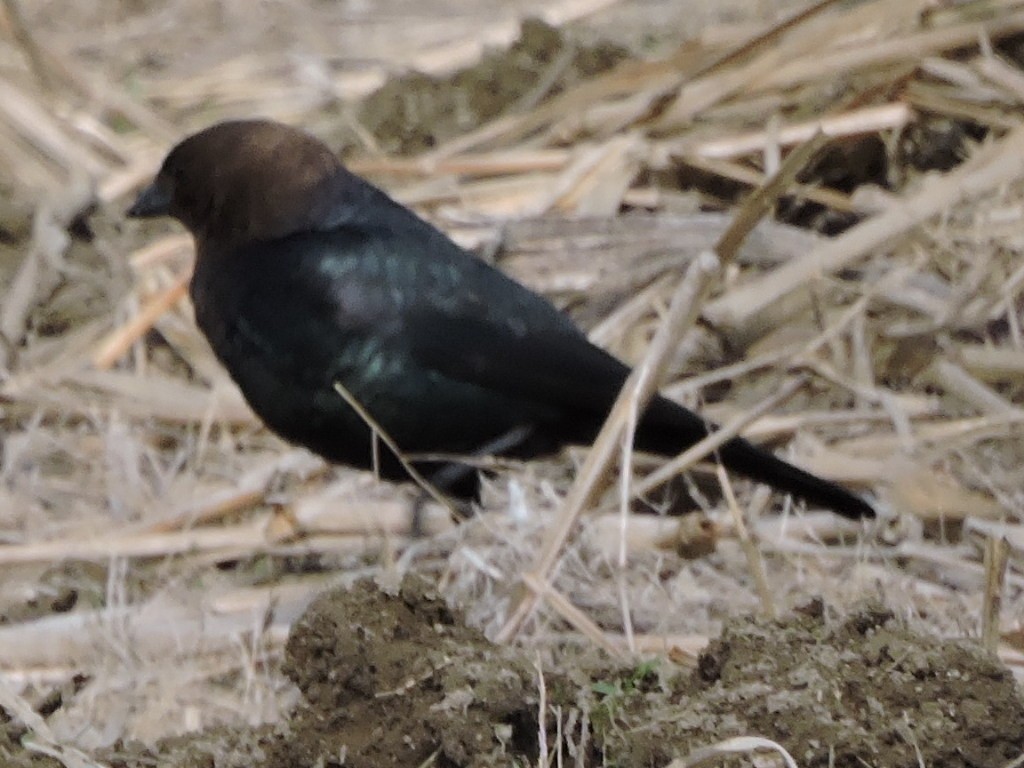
[352,19,628,155]
[268,577,545,768]
[611,605,1024,768]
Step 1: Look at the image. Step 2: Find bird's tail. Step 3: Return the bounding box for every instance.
[635,395,874,520]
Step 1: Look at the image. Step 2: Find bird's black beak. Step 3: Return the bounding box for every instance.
[127,181,172,218]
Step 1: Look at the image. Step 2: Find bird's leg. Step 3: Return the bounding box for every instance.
[410,425,536,535]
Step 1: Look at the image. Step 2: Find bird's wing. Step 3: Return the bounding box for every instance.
[262,224,636,416]
[311,224,639,416]
[403,305,633,417]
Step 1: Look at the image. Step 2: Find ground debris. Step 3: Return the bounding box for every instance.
[30,584,1013,768]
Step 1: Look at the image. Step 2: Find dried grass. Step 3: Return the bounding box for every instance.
[1,0,1024,750]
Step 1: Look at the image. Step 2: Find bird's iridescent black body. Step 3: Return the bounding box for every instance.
[128,120,874,519]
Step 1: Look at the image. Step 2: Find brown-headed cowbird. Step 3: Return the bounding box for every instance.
[128,120,874,519]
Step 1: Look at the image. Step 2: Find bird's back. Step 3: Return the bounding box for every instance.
[189,213,617,470]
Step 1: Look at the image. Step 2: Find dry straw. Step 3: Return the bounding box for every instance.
[2,0,1024,746]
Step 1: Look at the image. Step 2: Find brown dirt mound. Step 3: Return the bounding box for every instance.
[272,577,543,767]
[3,579,1021,766]
[71,580,1021,768]
[673,603,1024,767]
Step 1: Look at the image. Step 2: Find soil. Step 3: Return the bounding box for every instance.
[349,19,629,156]
[3,580,1014,768]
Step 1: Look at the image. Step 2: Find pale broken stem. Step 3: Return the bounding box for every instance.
[91,235,193,370]
[976,50,1024,102]
[670,103,913,160]
[705,119,1024,336]
[331,381,458,518]
[670,736,799,768]
[958,345,1024,381]
[671,256,920,399]
[413,749,441,768]
[631,376,806,500]
[1,0,54,90]
[0,676,105,768]
[982,535,1010,654]
[714,130,831,264]
[680,153,859,213]
[520,572,626,660]
[141,449,323,534]
[0,175,93,370]
[617,395,638,654]
[349,148,568,179]
[495,250,721,644]
[801,357,917,450]
[930,358,1020,416]
[93,266,192,370]
[653,0,847,129]
[719,472,775,619]
[534,653,549,768]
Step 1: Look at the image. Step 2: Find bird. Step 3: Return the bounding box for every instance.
[127,119,874,520]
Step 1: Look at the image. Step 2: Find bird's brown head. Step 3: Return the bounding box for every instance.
[128,120,344,245]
